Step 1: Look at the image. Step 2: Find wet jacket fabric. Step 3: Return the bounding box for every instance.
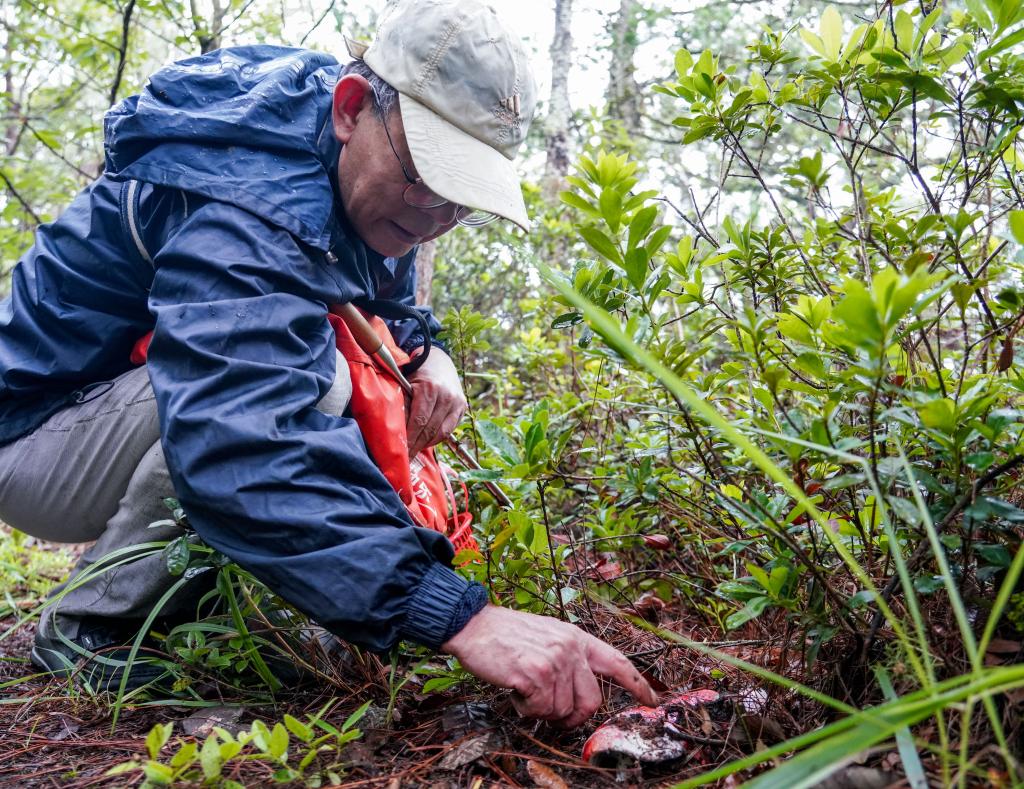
[0,46,487,651]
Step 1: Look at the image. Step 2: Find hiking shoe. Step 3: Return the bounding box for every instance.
[30,611,173,692]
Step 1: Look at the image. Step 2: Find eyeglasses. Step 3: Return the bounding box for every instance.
[378,112,497,228]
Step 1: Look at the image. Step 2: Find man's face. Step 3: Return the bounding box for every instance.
[332,76,459,258]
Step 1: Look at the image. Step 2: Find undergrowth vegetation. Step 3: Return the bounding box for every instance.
[449,0,1024,784]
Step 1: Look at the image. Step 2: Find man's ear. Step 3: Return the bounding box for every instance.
[332,74,374,144]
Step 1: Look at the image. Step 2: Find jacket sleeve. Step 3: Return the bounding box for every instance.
[377,248,446,355]
[146,195,478,651]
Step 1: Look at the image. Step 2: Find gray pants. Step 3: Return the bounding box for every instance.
[0,359,351,636]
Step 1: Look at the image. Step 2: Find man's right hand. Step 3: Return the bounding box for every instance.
[440,605,658,729]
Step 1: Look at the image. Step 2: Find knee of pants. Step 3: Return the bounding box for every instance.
[316,350,352,417]
[0,365,162,543]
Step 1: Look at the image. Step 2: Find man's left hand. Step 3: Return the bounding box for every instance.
[405,348,467,458]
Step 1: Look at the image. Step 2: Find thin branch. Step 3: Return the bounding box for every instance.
[0,169,42,224]
[108,0,136,107]
[23,122,94,179]
[299,0,339,47]
[19,0,120,52]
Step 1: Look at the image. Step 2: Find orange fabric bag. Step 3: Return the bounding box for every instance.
[131,312,477,554]
[327,309,477,553]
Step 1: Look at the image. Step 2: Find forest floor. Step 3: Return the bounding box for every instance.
[0,531,909,788]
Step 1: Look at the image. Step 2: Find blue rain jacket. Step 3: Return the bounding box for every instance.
[0,46,485,651]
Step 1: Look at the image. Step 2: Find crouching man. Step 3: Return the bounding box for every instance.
[0,0,655,727]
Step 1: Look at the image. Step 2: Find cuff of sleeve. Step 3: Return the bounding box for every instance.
[400,335,449,357]
[398,563,486,649]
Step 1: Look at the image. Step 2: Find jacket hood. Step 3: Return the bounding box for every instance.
[104,46,342,250]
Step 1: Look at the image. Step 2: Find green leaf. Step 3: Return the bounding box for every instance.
[951,283,974,313]
[1009,210,1024,245]
[146,722,173,760]
[976,543,1012,568]
[966,496,1024,523]
[795,352,826,379]
[675,49,693,77]
[163,536,190,577]
[768,566,790,596]
[746,563,772,592]
[725,596,772,629]
[927,36,972,69]
[965,0,993,30]
[141,762,174,784]
[342,700,372,732]
[831,280,881,345]
[219,739,243,761]
[476,420,520,464]
[893,10,913,53]
[579,226,623,265]
[551,312,583,329]
[913,7,942,51]
[422,676,459,693]
[913,575,944,594]
[645,225,672,256]
[888,496,924,527]
[565,175,595,199]
[250,720,270,751]
[918,398,956,434]
[810,296,832,328]
[994,0,1024,31]
[284,714,312,743]
[777,313,813,344]
[965,451,995,471]
[200,735,222,780]
[820,6,843,61]
[268,723,289,760]
[799,29,828,58]
[560,191,597,216]
[105,762,142,777]
[627,205,658,250]
[718,580,762,602]
[169,742,198,769]
[599,188,623,233]
[980,26,1024,60]
[624,247,649,290]
[871,47,907,66]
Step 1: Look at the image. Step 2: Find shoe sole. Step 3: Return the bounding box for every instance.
[30,644,171,692]
[30,645,75,677]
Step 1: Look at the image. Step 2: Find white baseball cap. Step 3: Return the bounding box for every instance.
[346,0,537,230]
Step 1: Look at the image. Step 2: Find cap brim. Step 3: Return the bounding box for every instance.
[399,93,530,232]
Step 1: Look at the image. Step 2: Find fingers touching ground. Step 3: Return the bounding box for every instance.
[441,606,657,728]
[584,638,658,707]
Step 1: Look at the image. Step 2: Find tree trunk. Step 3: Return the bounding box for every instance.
[543,0,574,202]
[415,239,436,307]
[606,0,643,136]
[3,14,22,157]
[191,0,226,53]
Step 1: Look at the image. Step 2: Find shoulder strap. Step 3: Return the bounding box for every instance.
[125,179,154,267]
[123,179,190,268]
